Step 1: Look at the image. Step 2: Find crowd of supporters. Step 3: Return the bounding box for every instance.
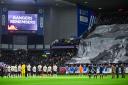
[0,48,76,66]
[80,12,128,39]
[96,13,128,25]
[51,38,80,46]
[0,37,79,66]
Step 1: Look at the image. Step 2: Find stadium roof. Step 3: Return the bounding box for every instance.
[65,0,128,11]
[0,0,128,11]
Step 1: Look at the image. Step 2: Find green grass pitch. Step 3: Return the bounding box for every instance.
[0,75,128,85]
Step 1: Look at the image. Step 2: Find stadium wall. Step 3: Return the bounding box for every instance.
[44,6,77,44]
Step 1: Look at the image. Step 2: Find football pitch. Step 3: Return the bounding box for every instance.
[0,75,128,85]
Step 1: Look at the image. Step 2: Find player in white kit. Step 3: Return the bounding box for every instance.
[32,66,36,76]
[7,65,11,77]
[37,64,42,76]
[53,64,58,75]
[43,65,47,75]
[27,64,31,76]
[18,64,21,77]
[14,65,18,77]
[11,65,15,77]
[47,65,52,76]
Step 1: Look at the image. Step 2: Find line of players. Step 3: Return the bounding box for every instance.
[65,64,126,79]
[0,63,126,78]
[4,64,58,77]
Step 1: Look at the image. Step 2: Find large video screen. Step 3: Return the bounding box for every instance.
[8,11,37,31]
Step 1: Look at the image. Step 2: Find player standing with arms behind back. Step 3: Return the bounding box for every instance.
[47,65,52,76]
[21,64,26,77]
[121,63,125,78]
[43,65,47,76]
[32,66,37,77]
[37,64,42,76]
[7,65,11,77]
[99,64,104,79]
[18,64,21,77]
[27,64,31,77]
[111,64,116,79]
[53,64,58,76]
[93,64,97,79]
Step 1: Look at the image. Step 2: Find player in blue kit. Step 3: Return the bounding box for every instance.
[69,65,75,75]
[83,65,87,74]
[99,64,104,79]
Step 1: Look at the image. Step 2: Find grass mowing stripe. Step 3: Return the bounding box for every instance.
[0,75,128,85]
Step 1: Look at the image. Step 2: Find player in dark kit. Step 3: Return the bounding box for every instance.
[120,64,125,78]
[115,64,119,78]
[88,64,92,79]
[25,65,27,77]
[93,64,97,78]
[0,66,4,78]
[99,64,104,79]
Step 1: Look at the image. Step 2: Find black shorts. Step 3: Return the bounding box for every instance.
[88,71,92,74]
[7,72,10,74]
[11,72,15,75]
[32,72,36,74]
[18,71,21,74]
[27,71,31,73]
[100,72,103,74]
[38,71,42,74]
[43,72,47,74]
[15,72,17,74]
[48,71,51,74]
[94,71,97,74]
[53,71,57,74]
